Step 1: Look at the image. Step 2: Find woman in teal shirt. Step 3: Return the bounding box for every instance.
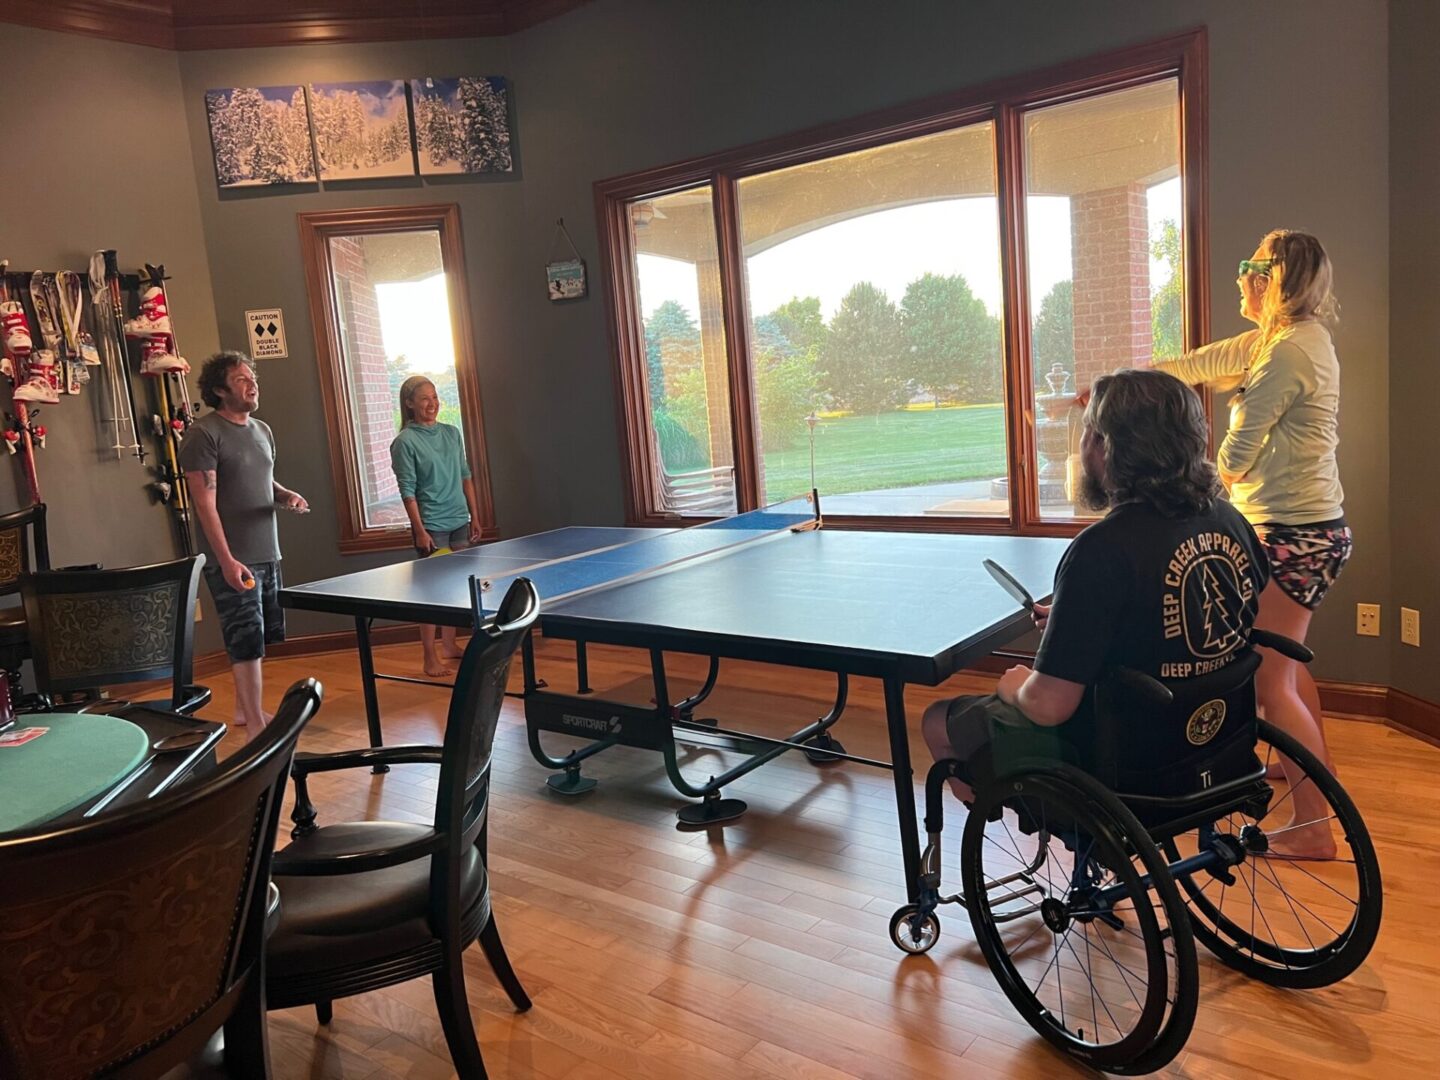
[390,375,483,677]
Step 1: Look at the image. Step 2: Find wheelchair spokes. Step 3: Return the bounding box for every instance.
[1163,719,1382,989]
[961,769,1198,1074]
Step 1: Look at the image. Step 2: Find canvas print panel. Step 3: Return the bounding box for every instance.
[206,85,316,187]
[410,77,513,175]
[310,80,416,180]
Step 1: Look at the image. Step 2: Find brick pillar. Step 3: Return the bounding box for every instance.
[696,258,735,471]
[330,236,399,510]
[1069,182,1153,393]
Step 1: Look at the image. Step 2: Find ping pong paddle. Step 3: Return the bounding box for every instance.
[982,558,1034,610]
[430,546,452,557]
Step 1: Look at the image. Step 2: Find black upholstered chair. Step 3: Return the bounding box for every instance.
[266,577,539,1079]
[0,677,323,1078]
[19,555,211,715]
[0,503,50,716]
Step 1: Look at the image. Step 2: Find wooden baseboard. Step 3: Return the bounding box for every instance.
[1315,679,1390,721]
[192,622,430,679]
[1388,687,1440,746]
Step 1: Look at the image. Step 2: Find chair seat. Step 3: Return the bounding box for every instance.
[267,821,486,980]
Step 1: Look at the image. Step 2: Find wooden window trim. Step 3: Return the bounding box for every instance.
[597,29,1208,535]
[297,204,497,554]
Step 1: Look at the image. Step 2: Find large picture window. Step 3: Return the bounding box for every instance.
[299,204,496,552]
[599,32,1206,533]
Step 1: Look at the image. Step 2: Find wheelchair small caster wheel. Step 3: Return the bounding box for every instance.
[889,904,940,955]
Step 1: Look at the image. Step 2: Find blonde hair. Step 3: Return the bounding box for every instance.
[398,375,436,427]
[1256,229,1339,343]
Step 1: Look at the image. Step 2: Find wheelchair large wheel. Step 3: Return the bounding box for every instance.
[962,765,1198,1076]
[1161,719,1382,989]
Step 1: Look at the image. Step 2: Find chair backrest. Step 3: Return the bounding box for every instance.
[646,421,736,516]
[0,503,49,596]
[20,555,203,709]
[1083,648,1264,800]
[0,678,322,1078]
[430,578,539,911]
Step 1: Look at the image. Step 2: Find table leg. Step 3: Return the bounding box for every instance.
[354,616,388,774]
[884,674,921,903]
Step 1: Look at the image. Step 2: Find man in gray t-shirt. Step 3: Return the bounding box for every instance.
[179,351,308,730]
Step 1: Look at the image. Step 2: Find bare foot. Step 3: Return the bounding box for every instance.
[423,660,454,678]
[1264,817,1338,861]
[440,644,465,660]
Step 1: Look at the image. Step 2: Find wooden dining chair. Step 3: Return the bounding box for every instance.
[0,502,49,718]
[20,554,211,714]
[266,577,539,1079]
[0,678,323,1078]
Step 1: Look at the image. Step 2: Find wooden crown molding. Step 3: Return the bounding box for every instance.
[0,0,592,51]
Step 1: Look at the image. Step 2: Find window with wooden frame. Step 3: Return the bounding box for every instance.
[597,31,1207,536]
[298,204,496,553]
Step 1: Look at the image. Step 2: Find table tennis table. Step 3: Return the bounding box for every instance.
[281,502,1069,901]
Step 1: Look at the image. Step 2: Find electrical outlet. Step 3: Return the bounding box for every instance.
[1356,603,1381,637]
[1401,607,1420,647]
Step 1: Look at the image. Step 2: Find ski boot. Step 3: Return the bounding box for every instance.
[138,336,189,376]
[1,300,33,361]
[13,350,61,404]
[124,283,173,339]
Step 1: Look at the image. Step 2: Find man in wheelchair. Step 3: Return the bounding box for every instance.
[923,367,1284,836]
[907,370,1380,1074]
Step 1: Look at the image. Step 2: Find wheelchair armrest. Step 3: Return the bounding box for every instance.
[1249,629,1314,664]
[1112,666,1174,706]
[272,829,444,877]
[291,744,443,777]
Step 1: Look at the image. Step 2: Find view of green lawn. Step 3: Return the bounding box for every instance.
[758,404,1007,502]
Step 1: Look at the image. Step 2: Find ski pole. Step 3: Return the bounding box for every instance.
[140,264,194,556]
[88,251,139,457]
[102,250,146,464]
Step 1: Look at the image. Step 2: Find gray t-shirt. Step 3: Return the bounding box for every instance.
[178,411,281,564]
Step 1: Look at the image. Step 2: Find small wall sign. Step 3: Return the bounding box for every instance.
[546,218,587,301]
[246,308,289,358]
[546,259,587,301]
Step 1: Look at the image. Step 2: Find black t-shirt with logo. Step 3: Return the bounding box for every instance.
[1034,499,1270,727]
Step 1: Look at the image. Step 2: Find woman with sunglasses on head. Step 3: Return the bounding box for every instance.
[1149,229,1348,859]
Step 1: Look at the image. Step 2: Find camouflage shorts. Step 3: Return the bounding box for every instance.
[204,559,285,662]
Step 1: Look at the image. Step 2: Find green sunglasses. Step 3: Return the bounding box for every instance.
[1237,257,1278,277]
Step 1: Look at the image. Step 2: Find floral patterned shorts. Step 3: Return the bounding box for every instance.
[1254,520,1353,610]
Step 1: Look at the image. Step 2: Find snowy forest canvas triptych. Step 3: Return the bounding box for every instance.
[310,80,414,180]
[410,77,512,175]
[205,76,512,189]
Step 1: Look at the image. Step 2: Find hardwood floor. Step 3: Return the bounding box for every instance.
[204,636,1440,1079]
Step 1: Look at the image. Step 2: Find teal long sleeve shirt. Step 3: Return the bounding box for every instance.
[389,422,472,533]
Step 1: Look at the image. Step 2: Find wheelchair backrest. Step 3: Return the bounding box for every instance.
[1083,649,1262,799]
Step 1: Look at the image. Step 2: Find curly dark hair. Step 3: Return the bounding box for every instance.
[197,351,255,409]
[1083,368,1220,518]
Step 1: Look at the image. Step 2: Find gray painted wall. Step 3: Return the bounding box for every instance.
[1389,0,1439,702]
[4,1,1406,691]
[173,38,519,639]
[1,25,225,654]
[500,0,1391,685]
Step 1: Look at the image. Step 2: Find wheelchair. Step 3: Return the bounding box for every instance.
[890,629,1383,1075]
